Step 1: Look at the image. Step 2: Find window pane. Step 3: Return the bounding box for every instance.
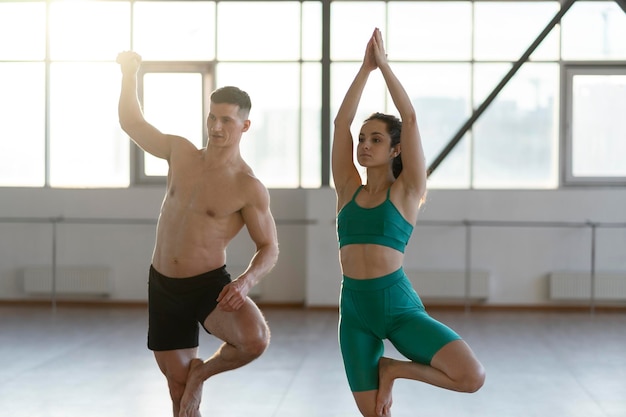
[49,63,129,188]
[331,63,386,131]
[474,1,560,61]
[473,63,511,107]
[572,75,626,177]
[0,2,46,60]
[391,64,473,189]
[217,63,301,188]
[331,2,386,60]
[473,63,559,188]
[388,2,472,60]
[217,2,301,61]
[50,1,130,60]
[302,2,323,61]
[427,135,472,189]
[142,73,204,177]
[0,63,45,187]
[562,2,626,60]
[301,63,322,188]
[134,1,216,61]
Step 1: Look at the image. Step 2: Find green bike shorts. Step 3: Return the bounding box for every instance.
[339,268,461,392]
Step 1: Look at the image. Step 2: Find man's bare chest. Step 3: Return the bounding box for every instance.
[167,173,245,219]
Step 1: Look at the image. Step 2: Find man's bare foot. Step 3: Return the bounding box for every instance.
[179,358,204,417]
[376,357,395,416]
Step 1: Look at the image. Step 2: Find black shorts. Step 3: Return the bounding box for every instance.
[147,265,231,351]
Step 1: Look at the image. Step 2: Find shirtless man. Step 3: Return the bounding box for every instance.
[116,51,279,417]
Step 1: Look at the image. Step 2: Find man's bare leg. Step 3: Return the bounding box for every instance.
[179,298,270,417]
[153,347,199,417]
[177,358,204,417]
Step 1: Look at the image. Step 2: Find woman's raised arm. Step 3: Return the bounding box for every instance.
[372,30,427,199]
[332,32,378,196]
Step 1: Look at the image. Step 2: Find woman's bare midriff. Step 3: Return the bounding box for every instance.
[340,244,404,279]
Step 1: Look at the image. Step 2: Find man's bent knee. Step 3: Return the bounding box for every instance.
[241,322,270,358]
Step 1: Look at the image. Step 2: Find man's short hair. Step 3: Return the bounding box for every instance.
[211,86,251,117]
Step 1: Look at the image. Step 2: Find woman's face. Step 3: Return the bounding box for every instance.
[356,119,397,168]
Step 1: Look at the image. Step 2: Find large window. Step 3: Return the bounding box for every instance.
[1,0,624,189]
[329,0,625,189]
[0,0,321,189]
[330,1,563,189]
[564,66,626,185]
[0,0,130,188]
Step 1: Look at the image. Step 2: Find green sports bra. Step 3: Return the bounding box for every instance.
[337,185,414,253]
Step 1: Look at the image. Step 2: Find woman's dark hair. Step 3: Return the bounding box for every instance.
[364,112,403,178]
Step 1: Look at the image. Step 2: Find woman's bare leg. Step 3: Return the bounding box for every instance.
[376,340,485,414]
[353,389,392,417]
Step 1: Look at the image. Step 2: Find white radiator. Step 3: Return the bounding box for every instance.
[23,266,112,296]
[405,270,490,300]
[549,272,626,300]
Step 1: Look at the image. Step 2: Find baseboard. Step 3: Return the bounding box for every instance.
[2,299,625,313]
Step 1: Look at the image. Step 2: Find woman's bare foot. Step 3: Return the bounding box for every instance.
[179,358,204,417]
[376,357,395,416]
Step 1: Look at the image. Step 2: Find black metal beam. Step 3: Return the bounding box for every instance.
[427,0,577,177]
[615,0,626,15]
[321,0,331,186]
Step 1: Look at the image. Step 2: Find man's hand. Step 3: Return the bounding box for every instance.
[116,51,142,75]
[216,278,250,312]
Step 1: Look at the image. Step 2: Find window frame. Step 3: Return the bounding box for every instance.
[134,61,214,185]
[561,63,626,186]
[3,0,626,190]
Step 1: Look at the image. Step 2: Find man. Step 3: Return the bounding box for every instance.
[116,51,279,417]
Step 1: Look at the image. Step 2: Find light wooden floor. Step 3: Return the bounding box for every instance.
[1,303,625,417]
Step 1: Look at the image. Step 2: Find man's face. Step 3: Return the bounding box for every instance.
[206,102,250,147]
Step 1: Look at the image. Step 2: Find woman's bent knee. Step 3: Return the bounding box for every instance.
[432,339,485,393]
[459,365,485,393]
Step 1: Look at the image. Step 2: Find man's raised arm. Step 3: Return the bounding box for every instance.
[116,51,172,160]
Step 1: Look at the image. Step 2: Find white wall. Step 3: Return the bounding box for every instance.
[1,187,625,306]
[416,190,626,306]
[0,187,307,304]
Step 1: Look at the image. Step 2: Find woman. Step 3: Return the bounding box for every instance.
[332,28,485,417]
